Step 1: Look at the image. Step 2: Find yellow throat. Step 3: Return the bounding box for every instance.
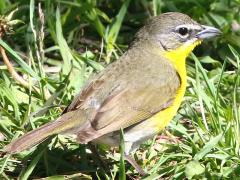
[151,40,202,130]
[163,40,202,79]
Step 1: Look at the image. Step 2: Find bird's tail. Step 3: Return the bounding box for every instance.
[4,110,87,154]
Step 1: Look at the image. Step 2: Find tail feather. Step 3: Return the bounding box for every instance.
[4,110,87,154]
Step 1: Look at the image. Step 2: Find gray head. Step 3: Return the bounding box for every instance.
[134,12,221,51]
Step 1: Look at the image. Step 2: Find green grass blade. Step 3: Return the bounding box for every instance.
[0,39,39,80]
[119,128,126,180]
[56,7,73,74]
[106,0,130,45]
[194,133,223,161]
[19,145,46,180]
[0,80,20,121]
[152,0,162,16]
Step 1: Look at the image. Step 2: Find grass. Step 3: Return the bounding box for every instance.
[0,0,240,179]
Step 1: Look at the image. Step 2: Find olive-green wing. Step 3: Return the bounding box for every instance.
[95,86,174,129]
[76,71,180,143]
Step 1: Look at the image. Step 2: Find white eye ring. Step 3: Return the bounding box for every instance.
[175,26,190,38]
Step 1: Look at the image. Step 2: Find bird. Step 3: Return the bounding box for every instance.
[4,12,221,175]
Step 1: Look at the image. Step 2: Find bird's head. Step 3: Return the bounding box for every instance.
[134,12,221,57]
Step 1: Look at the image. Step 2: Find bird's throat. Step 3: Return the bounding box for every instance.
[162,40,202,80]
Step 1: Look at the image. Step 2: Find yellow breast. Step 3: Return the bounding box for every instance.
[150,40,202,130]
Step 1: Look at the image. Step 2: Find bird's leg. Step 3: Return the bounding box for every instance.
[124,154,146,176]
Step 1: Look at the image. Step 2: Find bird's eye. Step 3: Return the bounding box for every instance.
[178,27,189,36]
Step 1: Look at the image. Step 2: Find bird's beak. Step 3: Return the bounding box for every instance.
[196,25,222,39]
